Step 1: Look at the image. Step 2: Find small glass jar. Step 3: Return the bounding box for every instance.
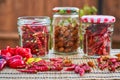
[17,16,50,56]
[52,7,80,55]
[81,15,116,57]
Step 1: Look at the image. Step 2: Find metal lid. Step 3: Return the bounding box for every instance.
[81,15,116,23]
[53,7,79,14]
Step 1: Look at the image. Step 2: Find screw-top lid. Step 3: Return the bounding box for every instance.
[53,7,79,14]
[81,15,116,23]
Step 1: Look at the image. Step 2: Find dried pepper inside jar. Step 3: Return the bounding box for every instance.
[18,16,50,56]
[52,7,80,54]
[81,15,116,57]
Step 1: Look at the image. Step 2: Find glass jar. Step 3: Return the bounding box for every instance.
[17,16,50,56]
[52,7,80,55]
[81,15,116,57]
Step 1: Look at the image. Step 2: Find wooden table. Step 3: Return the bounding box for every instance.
[0,49,120,80]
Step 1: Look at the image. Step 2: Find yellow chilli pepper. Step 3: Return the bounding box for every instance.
[26,58,42,64]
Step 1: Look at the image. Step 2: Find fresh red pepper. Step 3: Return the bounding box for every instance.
[0,59,7,70]
[8,59,26,69]
[15,47,32,59]
[7,55,23,64]
[1,47,12,57]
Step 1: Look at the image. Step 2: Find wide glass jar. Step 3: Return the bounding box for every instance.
[52,7,80,55]
[81,15,116,57]
[17,16,50,56]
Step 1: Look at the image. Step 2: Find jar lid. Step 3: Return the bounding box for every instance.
[53,7,79,14]
[81,15,116,23]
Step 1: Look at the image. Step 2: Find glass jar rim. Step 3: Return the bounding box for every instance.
[18,16,50,20]
[17,16,50,25]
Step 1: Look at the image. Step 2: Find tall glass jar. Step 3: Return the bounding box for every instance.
[52,7,80,55]
[17,16,50,56]
[81,15,116,57]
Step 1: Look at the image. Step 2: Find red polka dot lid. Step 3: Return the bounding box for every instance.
[81,15,116,23]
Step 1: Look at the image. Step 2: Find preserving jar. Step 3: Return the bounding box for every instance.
[52,7,80,55]
[18,16,50,56]
[81,15,116,57]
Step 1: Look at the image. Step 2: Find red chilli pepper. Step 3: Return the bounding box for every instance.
[17,69,37,73]
[35,65,49,71]
[50,57,63,63]
[65,64,76,71]
[50,63,63,71]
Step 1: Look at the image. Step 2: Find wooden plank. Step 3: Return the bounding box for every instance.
[44,0,60,17]
[33,0,44,16]
[0,32,18,39]
[0,39,19,49]
[102,0,120,45]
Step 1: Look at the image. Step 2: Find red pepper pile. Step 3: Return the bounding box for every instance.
[0,46,32,70]
[17,57,92,76]
[97,56,120,72]
[0,46,92,77]
[18,57,73,73]
[21,24,49,56]
[84,23,112,56]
